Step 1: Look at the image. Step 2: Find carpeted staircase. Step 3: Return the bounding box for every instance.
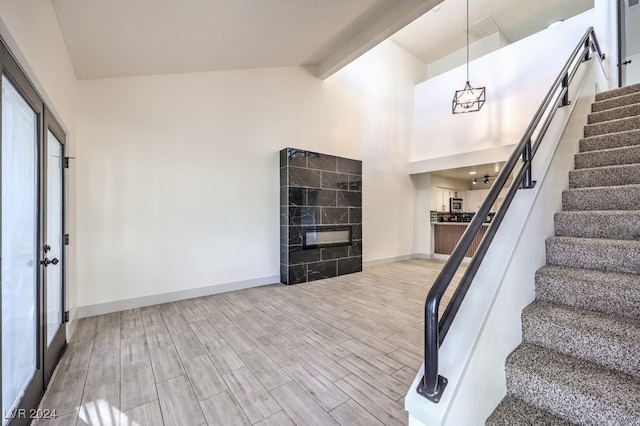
[486,83,640,425]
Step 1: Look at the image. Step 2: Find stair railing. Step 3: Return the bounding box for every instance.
[417,27,605,403]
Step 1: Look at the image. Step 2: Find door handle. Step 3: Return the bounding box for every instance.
[41,257,59,267]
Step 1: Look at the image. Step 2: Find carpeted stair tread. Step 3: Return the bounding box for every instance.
[554,210,640,239]
[588,102,640,124]
[505,343,640,425]
[535,265,640,320]
[574,144,640,169]
[592,91,640,112]
[579,128,640,153]
[584,115,640,137]
[595,82,640,102]
[569,163,640,188]
[485,396,573,426]
[562,183,640,211]
[546,236,640,275]
[522,302,640,379]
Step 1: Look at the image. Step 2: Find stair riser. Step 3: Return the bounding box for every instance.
[588,104,640,124]
[536,268,640,320]
[569,165,640,188]
[554,212,640,239]
[579,129,640,153]
[522,306,640,380]
[584,116,640,138]
[486,397,573,426]
[575,145,640,169]
[546,238,640,275]
[595,83,640,102]
[592,92,640,112]
[562,185,640,211]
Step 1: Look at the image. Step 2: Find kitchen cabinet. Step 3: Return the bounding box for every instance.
[435,187,461,212]
[466,188,509,212]
[465,189,488,212]
[433,223,489,256]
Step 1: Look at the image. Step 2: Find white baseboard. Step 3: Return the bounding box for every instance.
[77,254,455,318]
[77,275,280,318]
[431,253,472,264]
[363,254,414,267]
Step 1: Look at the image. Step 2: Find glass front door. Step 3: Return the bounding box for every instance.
[1,74,42,425]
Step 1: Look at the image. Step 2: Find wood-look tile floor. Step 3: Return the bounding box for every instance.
[36,259,464,426]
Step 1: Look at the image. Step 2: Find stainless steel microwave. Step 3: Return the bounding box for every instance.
[450,197,463,212]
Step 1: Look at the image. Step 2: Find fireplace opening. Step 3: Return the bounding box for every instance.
[303,226,352,249]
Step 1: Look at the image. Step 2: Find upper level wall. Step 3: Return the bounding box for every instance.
[411,9,598,165]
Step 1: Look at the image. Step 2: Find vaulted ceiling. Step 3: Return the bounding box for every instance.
[51,0,592,80]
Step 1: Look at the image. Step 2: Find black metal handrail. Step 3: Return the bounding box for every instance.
[417,27,605,403]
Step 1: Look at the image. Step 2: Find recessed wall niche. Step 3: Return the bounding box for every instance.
[280,148,362,285]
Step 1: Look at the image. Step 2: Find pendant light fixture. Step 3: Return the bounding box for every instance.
[452,0,485,114]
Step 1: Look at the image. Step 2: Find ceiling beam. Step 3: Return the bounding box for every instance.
[311,0,444,79]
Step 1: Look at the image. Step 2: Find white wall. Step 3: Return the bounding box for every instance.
[412,10,598,163]
[76,40,425,314]
[425,32,510,81]
[0,0,79,331]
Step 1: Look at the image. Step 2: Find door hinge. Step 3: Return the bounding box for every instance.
[64,234,70,245]
[63,156,75,168]
[63,311,70,323]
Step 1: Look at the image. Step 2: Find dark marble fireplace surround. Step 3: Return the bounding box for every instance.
[280,148,363,285]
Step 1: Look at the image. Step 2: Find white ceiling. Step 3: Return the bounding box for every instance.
[390,0,593,65]
[51,0,592,80]
[51,0,442,79]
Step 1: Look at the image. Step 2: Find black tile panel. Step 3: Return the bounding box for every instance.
[308,260,338,282]
[321,207,349,225]
[338,257,363,275]
[352,224,362,240]
[288,188,307,206]
[321,246,350,260]
[308,189,337,207]
[289,245,320,265]
[287,148,308,167]
[289,207,319,226]
[289,167,321,188]
[308,153,337,172]
[348,174,362,191]
[337,157,362,175]
[349,240,362,257]
[288,226,303,245]
[280,205,288,226]
[287,264,307,285]
[349,208,362,224]
[337,191,361,207]
[321,172,350,190]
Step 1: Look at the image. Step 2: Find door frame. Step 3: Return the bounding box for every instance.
[618,0,627,87]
